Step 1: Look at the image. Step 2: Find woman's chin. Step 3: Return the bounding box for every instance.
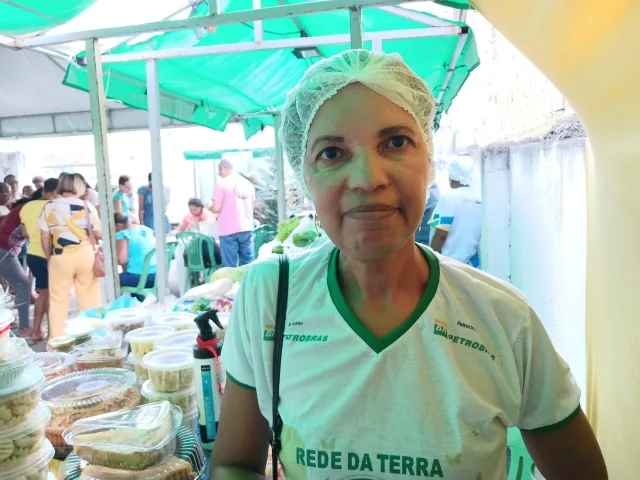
[341,231,411,260]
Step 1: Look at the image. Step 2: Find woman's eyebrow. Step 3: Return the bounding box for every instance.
[378,125,416,137]
[310,135,344,151]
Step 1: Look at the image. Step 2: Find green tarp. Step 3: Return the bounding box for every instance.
[0,0,96,35]
[184,148,275,160]
[63,0,479,137]
[434,0,473,9]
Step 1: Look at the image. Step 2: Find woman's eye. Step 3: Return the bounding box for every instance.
[319,147,342,162]
[386,135,409,149]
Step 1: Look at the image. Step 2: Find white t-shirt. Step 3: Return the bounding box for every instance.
[429,186,481,265]
[223,242,580,480]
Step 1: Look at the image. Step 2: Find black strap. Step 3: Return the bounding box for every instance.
[270,254,288,478]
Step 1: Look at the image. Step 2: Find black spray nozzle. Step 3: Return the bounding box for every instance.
[194,309,224,341]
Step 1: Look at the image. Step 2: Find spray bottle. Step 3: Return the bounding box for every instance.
[193,309,225,450]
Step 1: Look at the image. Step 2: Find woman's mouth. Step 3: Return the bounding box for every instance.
[343,204,399,220]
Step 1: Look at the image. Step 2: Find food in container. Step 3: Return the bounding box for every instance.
[126,326,175,358]
[141,381,196,414]
[142,349,194,393]
[0,439,54,480]
[73,332,125,371]
[41,368,141,451]
[63,401,182,471]
[46,336,75,353]
[126,352,149,386]
[151,312,196,332]
[79,455,196,480]
[104,308,151,334]
[64,323,94,347]
[0,403,50,471]
[0,308,13,339]
[0,367,43,428]
[0,337,34,385]
[32,352,74,381]
[181,409,198,433]
[153,329,198,351]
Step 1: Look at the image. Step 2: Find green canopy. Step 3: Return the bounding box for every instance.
[63,1,479,137]
[0,0,96,35]
[184,148,275,160]
[434,0,473,9]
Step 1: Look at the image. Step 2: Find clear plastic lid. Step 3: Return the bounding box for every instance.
[0,402,51,443]
[41,368,136,410]
[65,322,94,339]
[104,308,151,326]
[125,326,175,344]
[141,348,193,372]
[153,329,198,351]
[0,336,34,376]
[47,335,76,351]
[33,352,74,376]
[63,401,182,470]
[0,439,54,480]
[73,331,124,359]
[126,352,143,366]
[0,366,44,402]
[151,312,196,331]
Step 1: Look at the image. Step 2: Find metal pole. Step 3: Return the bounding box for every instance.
[85,38,119,302]
[273,115,286,223]
[349,7,364,49]
[146,59,168,303]
[209,0,219,15]
[253,0,264,43]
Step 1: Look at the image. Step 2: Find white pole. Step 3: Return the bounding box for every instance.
[146,60,168,303]
[253,0,264,43]
[349,7,364,49]
[85,38,119,302]
[209,0,219,15]
[273,115,286,223]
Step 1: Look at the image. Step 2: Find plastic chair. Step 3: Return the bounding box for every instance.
[253,225,276,258]
[120,241,178,299]
[176,232,219,291]
[507,428,535,480]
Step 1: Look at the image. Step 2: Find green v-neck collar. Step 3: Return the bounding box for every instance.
[327,245,440,354]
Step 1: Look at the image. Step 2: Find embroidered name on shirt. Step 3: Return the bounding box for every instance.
[433,320,495,361]
[263,325,328,343]
[456,321,476,331]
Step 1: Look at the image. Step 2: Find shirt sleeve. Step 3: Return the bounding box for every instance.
[115,230,129,241]
[222,266,258,390]
[514,307,582,431]
[428,193,456,231]
[179,215,190,231]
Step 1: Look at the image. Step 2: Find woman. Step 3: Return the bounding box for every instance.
[138,172,170,233]
[114,212,157,292]
[170,197,216,236]
[39,173,102,338]
[113,175,133,219]
[0,196,31,337]
[212,50,607,479]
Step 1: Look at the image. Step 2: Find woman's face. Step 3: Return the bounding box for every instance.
[304,83,429,261]
[189,205,203,216]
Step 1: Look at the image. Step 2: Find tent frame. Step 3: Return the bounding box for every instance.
[3,0,466,304]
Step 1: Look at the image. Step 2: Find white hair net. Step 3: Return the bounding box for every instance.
[279,49,436,190]
[447,155,475,185]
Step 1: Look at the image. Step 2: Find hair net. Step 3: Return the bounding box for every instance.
[279,49,437,190]
[447,155,475,185]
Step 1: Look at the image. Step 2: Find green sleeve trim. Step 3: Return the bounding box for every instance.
[521,405,581,434]
[227,372,256,391]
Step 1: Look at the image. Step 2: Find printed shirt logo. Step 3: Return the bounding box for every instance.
[433,319,495,361]
[263,323,329,343]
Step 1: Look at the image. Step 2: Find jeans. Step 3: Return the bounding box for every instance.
[0,248,30,329]
[120,271,156,288]
[219,231,254,267]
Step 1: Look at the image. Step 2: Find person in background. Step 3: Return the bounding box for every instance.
[39,174,102,338]
[20,178,58,342]
[114,213,157,294]
[0,197,31,337]
[3,175,20,205]
[0,183,11,219]
[138,172,170,233]
[171,197,216,235]
[210,159,255,267]
[78,174,100,212]
[22,185,34,199]
[415,182,441,245]
[32,176,44,190]
[113,175,134,220]
[430,155,482,267]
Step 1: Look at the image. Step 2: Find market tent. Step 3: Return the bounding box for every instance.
[62,1,480,137]
[0,1,96,35]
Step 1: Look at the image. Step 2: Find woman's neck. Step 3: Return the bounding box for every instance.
[339,240,429,302]
[62,193,76,198]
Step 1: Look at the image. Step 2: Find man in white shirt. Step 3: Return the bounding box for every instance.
[430,155,482,267]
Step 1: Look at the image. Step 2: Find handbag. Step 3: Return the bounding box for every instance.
[84,202,105,278]
[269,254,289,478]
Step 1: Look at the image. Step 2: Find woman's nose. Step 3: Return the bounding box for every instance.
[345,149,390,192]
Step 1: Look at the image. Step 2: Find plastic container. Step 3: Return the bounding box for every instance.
[153,329,198,351]
[0,403,51,471]
[32,352,75,382]
[142,348,194,393]
[0,367,43,429]
[151,312,196,332]
[181,409,198,433]
[126,326,175,358]
[0,308,13,339]
[0,336,34,385]
[73,332,125,371]
[0,439,54,480]
[140,380,196,414]
[104,308,151,335]
[41,369,141,451]
[79,455,197,480]
[63,401,182,471]
[46,336,76,353]
[64,323,94,346]
[126,352,149,386]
